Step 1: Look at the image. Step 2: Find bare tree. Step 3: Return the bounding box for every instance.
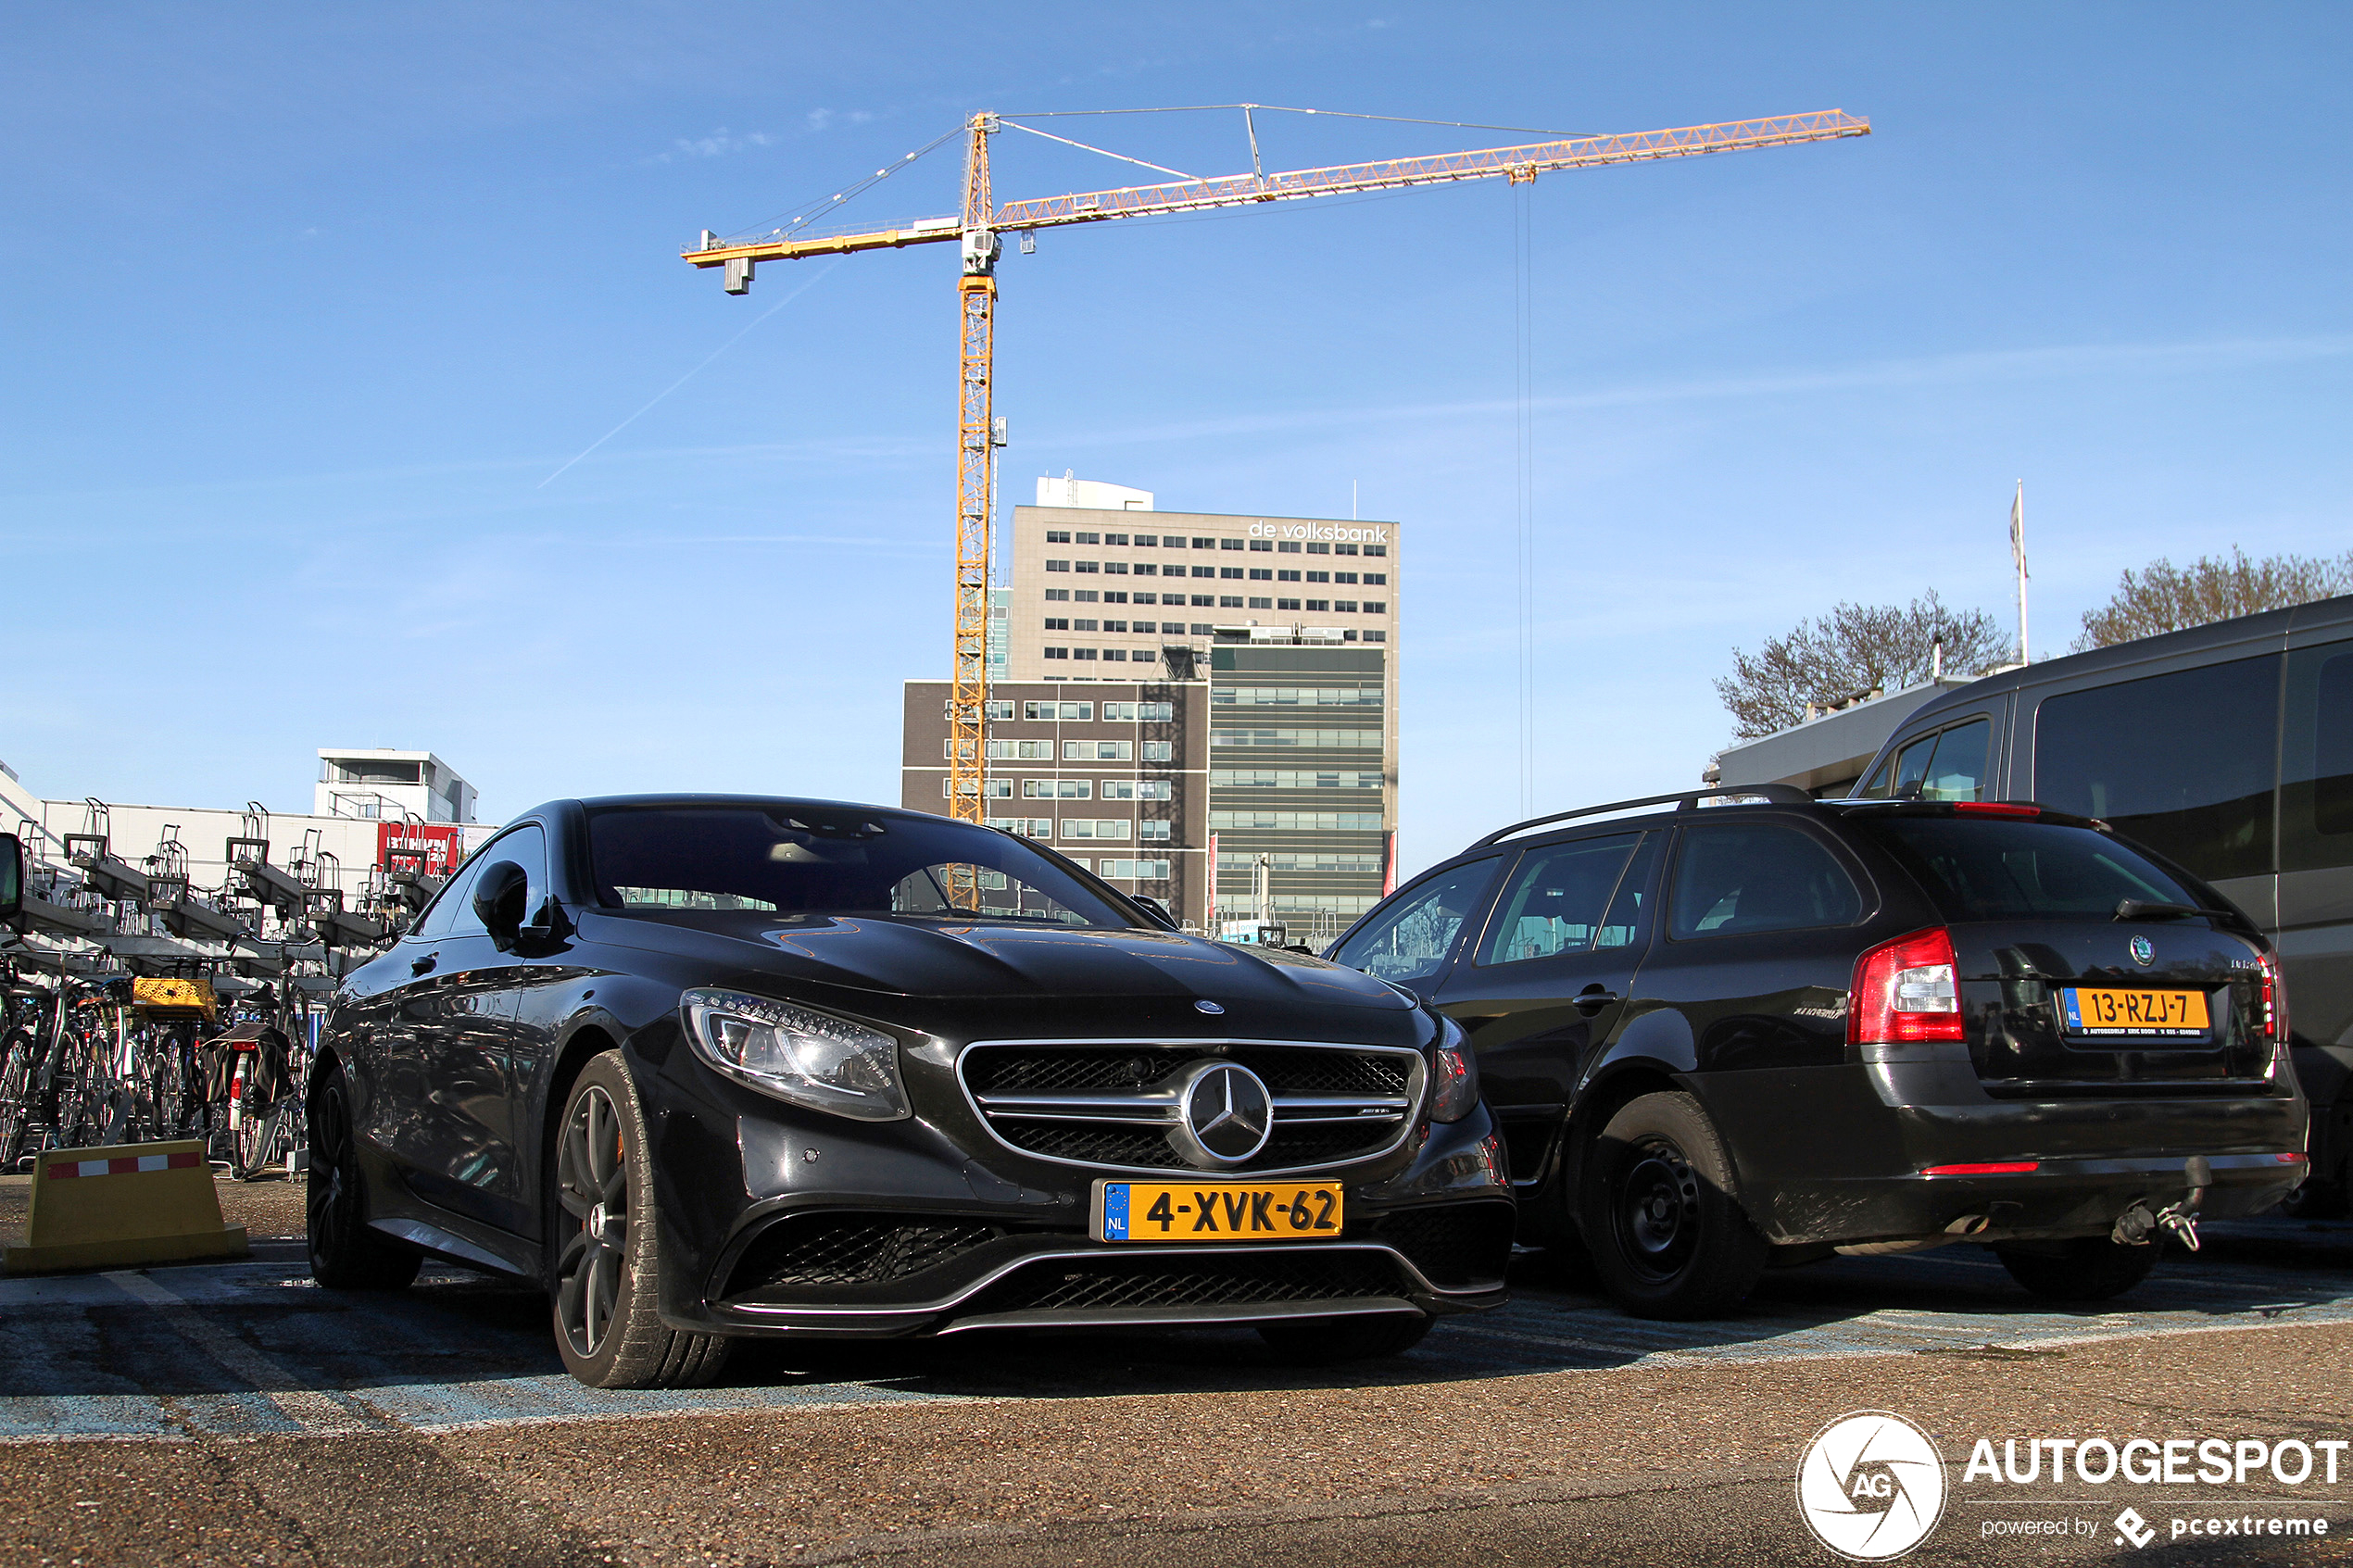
[2075,546,2353,650]
[1715,592,2010,740]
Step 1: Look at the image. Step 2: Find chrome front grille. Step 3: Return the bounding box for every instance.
[959,1039,1424,1174]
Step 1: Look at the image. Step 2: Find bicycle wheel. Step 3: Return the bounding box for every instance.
[233,1095,278,1178]
[0,1038,33,1170]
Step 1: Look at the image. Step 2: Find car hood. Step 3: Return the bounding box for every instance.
[581,909,1412,1011]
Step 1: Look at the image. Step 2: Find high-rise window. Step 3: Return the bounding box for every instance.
[983,699,1016,719]
[1067,740,1135,760]
[1045,530,1071,543]
[1074,648,1099,660]
[1139,820,1173,842]
[1103,592,1127,604]
[1103,648,1128,661]
[1104,561,1129,575]
[1335,572,1357,584]
[1248,539,1273,552]
[1219,596,1243,608]
[1306,599,1331,612]
[1133,534,1159,546]
[1134,563,1157,576]
[1023,779,1092,799]
[1364,601,1387,614]
[1073,619,1098,632]
[1276,598,1302,611]
[1190,594,1214,607]
[1044,646,1069,659]
[1045,559,1071,572]
[1104,533,1127,546]
[1102,620,1126,633]
[1248,596,1272,609]
[1278,541,1302,554]
[1143,740,1174,761]
[943,778,1015,797]
[1075,532,1100,545]
[1060,819,1134,841]
[1076,561,1100,574]
[1024,701,1093,721]
[1097,859,1170,880]
[1044,617,1070,631]
[1334,544,1359,557]
[1334,600,1358,613]
[1133,593,1157,605]
[1306,571,1330,583]
[1075,590,1099,603]
[1277,570,1301,583]
[1191,537,1215,549]
[1364,630,1387,643]
[1220,538,1245,551]
[1248,568,1272,581]
[984,817,1054,837]
[1208,810,1383,832]
[1045,588,1070,601]
[1364,545,1387,557]
[1307,543,1331,556]
[1364,573,1387,585]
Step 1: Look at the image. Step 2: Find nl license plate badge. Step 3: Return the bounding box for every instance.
[2058,986,2211,1038]
[1093,1180,1344,1243]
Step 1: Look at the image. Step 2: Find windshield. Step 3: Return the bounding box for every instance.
[1851,815,2201,922]
[585,806,1132,928]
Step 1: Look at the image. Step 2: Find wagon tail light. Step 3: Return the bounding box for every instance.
[1848,927,1963,1046]
[2259,949,2288,1047]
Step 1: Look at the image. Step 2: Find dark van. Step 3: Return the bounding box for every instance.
[1858,593,2353,1212]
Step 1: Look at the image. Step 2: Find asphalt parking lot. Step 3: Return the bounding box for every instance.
[6,1175,2353,1565]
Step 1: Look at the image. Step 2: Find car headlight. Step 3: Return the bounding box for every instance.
[679,989,910,1123]
[1429,1014,1479,1123]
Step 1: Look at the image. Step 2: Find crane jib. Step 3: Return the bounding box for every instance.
[681,109,1870,269]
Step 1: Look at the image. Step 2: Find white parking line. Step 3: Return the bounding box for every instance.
[103,1271,379,1436]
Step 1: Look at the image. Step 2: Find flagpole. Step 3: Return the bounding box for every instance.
[2009,481,2030,665]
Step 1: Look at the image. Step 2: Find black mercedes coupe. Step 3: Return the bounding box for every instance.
[308,797,1513,1387]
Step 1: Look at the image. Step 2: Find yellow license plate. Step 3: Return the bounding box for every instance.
[2058,987,2210,1037]
[1093,1181,1344,1243]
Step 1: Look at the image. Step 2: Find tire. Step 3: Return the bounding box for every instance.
[307,1064,422,1290]
[1581,1091,1768,1321]
[1257,1312,1431,1364]
[550,1051,732,1390]
[0,1039,33,1171]
[1994,1237,2162,1302]
[2281,1177,2347,1221]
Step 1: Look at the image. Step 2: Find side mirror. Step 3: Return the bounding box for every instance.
[1130,894,1178,930]
[0,833,20,923]
[472,859,528,947]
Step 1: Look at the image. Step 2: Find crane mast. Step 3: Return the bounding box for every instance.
[948,114,999,834]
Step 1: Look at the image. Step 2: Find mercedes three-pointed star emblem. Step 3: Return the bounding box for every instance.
[1169,1061,1275,1167]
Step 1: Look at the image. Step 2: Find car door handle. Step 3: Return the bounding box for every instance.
[1572,987,1621,1011]
[410,953,439,977]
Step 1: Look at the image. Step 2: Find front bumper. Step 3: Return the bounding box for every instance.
[638,1043,1515,1337]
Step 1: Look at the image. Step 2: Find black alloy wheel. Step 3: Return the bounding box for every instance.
[550,1050,730,1390]
[1993,1236,2163,1302]
[1581,1090,1767,1321]
[307,1063,421,1290]
[1257,1312,1432,1364]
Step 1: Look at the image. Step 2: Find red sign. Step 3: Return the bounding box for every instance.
[378,822,467,877]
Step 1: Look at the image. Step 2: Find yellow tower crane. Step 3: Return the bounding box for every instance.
[683,107,1869,838]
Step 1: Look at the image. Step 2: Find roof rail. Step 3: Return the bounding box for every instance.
[1465,784,1815,852]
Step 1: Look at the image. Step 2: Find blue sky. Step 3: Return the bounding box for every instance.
[5,3,2347,876]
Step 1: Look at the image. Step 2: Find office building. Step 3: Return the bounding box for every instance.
[902,478,1400,940]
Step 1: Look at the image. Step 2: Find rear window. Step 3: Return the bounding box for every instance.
[585,806,1129,927]
[1852,815,2198,922]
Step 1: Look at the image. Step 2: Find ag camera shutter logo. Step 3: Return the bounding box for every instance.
[1796,1411,1948,1560]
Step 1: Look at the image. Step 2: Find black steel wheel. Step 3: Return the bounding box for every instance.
[1580,1090,1767,1321]
[307,1063,420,1290]
[1994,1236,2163,1302]
[1257,1312,1432,1364]
[550,1050,731,1390]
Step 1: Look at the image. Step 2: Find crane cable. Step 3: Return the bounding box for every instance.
[1514,178,1537,816]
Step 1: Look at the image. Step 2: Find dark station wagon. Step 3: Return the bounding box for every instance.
[1325,787,2309,1318]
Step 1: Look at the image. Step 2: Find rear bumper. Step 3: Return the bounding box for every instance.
[1696,1057,2309,1246]
[1748,1153,2308,1247]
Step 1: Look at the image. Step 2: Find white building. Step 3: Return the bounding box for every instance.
[315,748,478,823]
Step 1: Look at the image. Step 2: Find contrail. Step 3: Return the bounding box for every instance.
[537,259,843,488]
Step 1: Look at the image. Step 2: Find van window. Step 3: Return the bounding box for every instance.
[1861,718,1989,801]
[2283,639,2353,873]
[1329,857,1501,984]
[1669,822,1863,939]
[1476,834,1640,966]
[2032,654,2279,882]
